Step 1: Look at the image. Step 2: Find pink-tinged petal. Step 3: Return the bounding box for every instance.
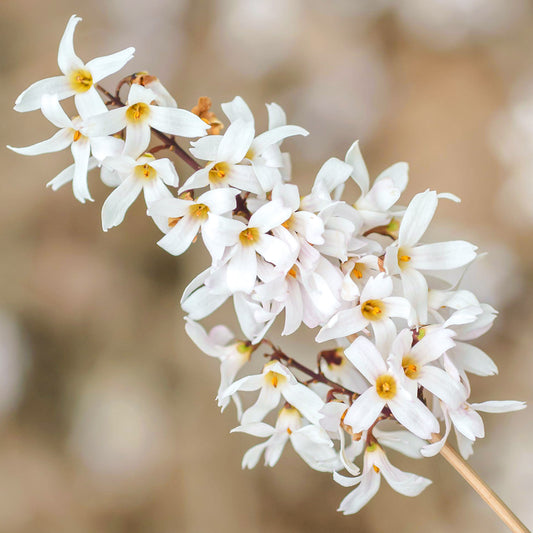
[231,423,275,438]
[189,135,222,161]
[371,318,397,355]
[71,137,92,203]
[360,273,393,302]
[449,405,484,441]
[343,388,386,433]
[86,107,127,136]
[74,87,107,120]
[400,268,429,325]
[221,96,254,123]
[345,140,369,195]
[344,336,387,382]
[217,119,255,163]
[241,386,281,425]
[14,76,74,113]
[226,165,263,194]
[255,234,291,268]
[398,190,438,247]
[86,47,135,83]
[8,128,72,156]
[470,401,526,413]
[41,94,72,128]
[57,15,83,75]
[198,188,239,214]
[242,442,268,469]
[448,341,497,376]
[156,216,201,256]
[376,452,431,496]
[337,470,381,515]
[124,122,151,157]
[410,241,477,271]
[227,245,257,293]
[315,307,368,343]
[251,125,308,156]
[387,396,439,439]
[101,175,143,231]
[282,384,324,425]
[249,201,292,233]
[418,366,466,408]
[149,106,208,138]
[150,158,179,187]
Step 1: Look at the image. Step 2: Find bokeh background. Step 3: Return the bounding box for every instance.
[1,0,532,531]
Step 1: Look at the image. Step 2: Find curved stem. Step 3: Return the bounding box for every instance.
[437,439,529,533]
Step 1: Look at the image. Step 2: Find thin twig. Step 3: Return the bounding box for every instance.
[434,437,530,532]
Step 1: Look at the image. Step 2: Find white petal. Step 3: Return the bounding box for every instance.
[124,122,151,157]
[86,47,135,82]
[266,102,287,129]
[46,162,75,191]
[383,297,412,320]
[419,366,466,408]
[374,161,408,193]
[217,119,255,163]
[184,318,222,358]
[101,175,143,231]
[344,336,387,383]
[41,94,72,128]
[179,167,211,192]
[255,234,290,268]
[71,137,93,202]
[157,216,201,256]
[411,328,456,365]
[338,471,381,515]
[8,128,72,156]
[315,307,368,343]
[198,188,239,214]
[221,96,254,123]
[400,268,429,325]
[150,158,179,187]
[449,405,484,441]
[86,108,126,137]
[126,84,157,105]
[242,442,268,469]
[343,388,386,433]
[282,384,324,425]
[313,157,352,196]
[373,427,426,459]
[149,106,209,138]
[291,426,339,472]
[227,245,257,293]
[74,87,107,120]
[345,140,369,195]
[377,454,431,496]
[182,284,228,320]
[371,318,397,355]
[410,241,477,271]
[398,190,438,247]
[57,15,83,74]
[147,198,191,218]
[448,342,497,376]
[264,431,290,467]
[251,125,308,155]
[231,423,275,438]
[189,135,222,161]
[388,396,439,439]
[470,401,526,413]
[90,136,124,162]
[241,386,281,425]
[249,201,292,232]
[360,273,392,302]
[14,76,74,113]
[227,165,263,194]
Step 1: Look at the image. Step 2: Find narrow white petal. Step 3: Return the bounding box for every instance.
[46,163,75,191]
[74,87,107,120]
[383,297,412,320]
[398,190,438,247]
[231,423,275,438]
[57,15,83,74]
[179,168,211,192]
[149,106,208,138]
[150,158,179,187]
[264,431,290,467]
[242,443,268,469]
[345,140,369,195]
[400,268,429,325]
[251,125,308,156]
[86,47,135,82]
[90,136,124,162]
[410,241,477,271]
[360,273,393,302]
[344,336,387,382]
[189,135,222,161]
[101,175,143,231]
[374,161,408,193]
[377,455,431,496]
[71,137,93,202]
[282,384,324,425]
[419,366,466,408]
[221,96,254,123]
[124,122,151,157]
[201,215,242,262]
[448,342,497,376]
[147,198,191,218]
[255,234,290,268]
[227,245,257,293]
[470,401,526,413]
[388,396,439,439]
[86,108,127,136]
[249,201,292,232]
[226,165,263,194]
[218,119,255,163]
[8,128,72,156]
[338,471,381,515]
[41,94,72,128]
[313,157,352,196]
[14,76,74,112]
[315,307,368,343]
[343,388,386,433]
[411,328,456,365]
[449,405,484,441]
[198,188,239,214]
[157,216,201,256]
[241,386,281,425]
[266,102,287,130]
[373,427,426,459]
[371,318,397,355]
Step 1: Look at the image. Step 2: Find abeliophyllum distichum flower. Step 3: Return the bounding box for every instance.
[11,15,526,518]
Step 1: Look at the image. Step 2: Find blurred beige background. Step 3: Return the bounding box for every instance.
[1,0,532,532]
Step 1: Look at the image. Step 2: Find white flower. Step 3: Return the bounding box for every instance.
[220,360,325,426]
[334,442,431,515]
[343,336,439,439]
[87,84,209,157]
[388,328,466,408]
[9,95,121,202]
[384,190,478,323]
[101,153,178,231]
[232,405,340,472]
[316,273,412,353]
[148,188,240,260]
[14,15,133,117]
[184,318,251,415]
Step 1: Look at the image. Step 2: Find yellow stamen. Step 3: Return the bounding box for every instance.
[73,130,82,142]
[134,163,156,181]
[168,217,182,228]
[188,203,210,221]
[373,465,380,473]
[287,265,298,278]
[265,370,286,388]
[239,227,260,246]
[126,102,150,123]
[402,355,420,379]
[375,374,397,400]
[69,69,93,93]
[208,162,230,184]
[361,299,385,321]
[282,214,295,230]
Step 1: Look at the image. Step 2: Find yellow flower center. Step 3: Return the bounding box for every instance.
[126,102,151,123]
[361,299,385,321]
[69,69,93,93]
[188,203,210,221]
[134,163,156,181]
[245,148,255,160]
[375,374,397,400]
[282,214,295,230]
[350,263,365,281]
[72,130,83,142]
[402,355,420,379]
[398,247,411,268]
[239,227,260,246]
[287,264,298,278]
[208,162,230,184]
[265,371,286,388]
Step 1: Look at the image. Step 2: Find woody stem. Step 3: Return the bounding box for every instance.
[434,437,530,532]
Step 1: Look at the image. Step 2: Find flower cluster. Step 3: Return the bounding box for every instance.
[11,15,525,516]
